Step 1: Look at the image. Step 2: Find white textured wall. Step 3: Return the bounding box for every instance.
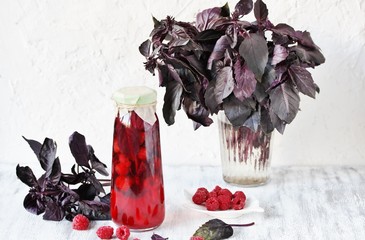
[1,0,365,168]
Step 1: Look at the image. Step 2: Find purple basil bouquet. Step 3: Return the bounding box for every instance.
[140,0,325,133]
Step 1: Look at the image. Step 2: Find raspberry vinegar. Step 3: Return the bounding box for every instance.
[111,87,165,231]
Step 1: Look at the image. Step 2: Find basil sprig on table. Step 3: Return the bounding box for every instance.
[16,132,110,221]
[193,219,255,240]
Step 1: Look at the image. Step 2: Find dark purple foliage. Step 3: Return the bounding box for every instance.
[140,0,325,133]
[151,234,169,240]
[16,133,110,221]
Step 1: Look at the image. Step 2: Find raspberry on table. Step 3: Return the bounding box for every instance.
[218,194,231,210]
[96,226,114,239]
[72,214,90,230]
[232,195,246,210]
[205,197,219,211]
[116,225,130,240]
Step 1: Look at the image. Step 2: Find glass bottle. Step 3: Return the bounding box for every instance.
[111,86,165,231]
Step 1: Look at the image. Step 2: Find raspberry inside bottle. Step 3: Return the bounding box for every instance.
[111,86,165,231]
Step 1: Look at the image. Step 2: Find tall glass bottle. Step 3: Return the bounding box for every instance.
[111,86,165,231]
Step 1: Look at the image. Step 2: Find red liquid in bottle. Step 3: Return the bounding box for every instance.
[111,110,165,230]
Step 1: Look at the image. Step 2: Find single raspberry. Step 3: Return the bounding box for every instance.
[72,214,89,230]
[96,226,114,239]
[232,196,245,210]
[196,187,209,197]
[191,236,205,240]
[208,191,218,198]
[233,191,246,202]
[218,194,231,210]
[205,197,219,211]
[213,185,222,193]
[116,225,130,240]
[192,189,208,205]
[218,188,233,198]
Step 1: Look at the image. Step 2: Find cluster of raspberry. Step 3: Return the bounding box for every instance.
[192,186,246,211]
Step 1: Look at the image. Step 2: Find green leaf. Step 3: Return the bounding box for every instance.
[239,33,268,81]
[193,219,234,240]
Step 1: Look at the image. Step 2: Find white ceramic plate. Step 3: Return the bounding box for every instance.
[184,189,264,219]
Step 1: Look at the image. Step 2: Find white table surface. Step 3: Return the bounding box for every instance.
[1,163,365,240]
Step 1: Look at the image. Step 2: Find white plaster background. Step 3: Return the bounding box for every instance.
[1,0,364,168]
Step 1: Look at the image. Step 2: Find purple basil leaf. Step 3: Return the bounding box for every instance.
[234,0,253,17]
[61,172,86,185]
[269,81,300,124]
[69,132,90,168]
[315,83,320,93]
[183,98,213,129]
[24,192,45,215]
[139,39,151,58]
[195,29,224,42]
[163,80,183,125]
[163,53,198,85]
[295,31,316,49]
[223,94,253,127]
[243,110,260,132]
[221,3,230,17]
[100,193,111,205]
[233,58,257,101]
[272,23,296,38]
[152,16,160,28]
[254,65,275,102]
[271,45,289,65]
[157,64,169,87]
[254,0,268,23]
[167,64,185,87]
[288,64,316,98]
[78,200,111,220]
[48,157,62,185]
[204,80,220,114]
[88,145,109,176]
[22,136,42,161]
[75,183,98,201]
[16,165,38,188]
[43,201,64,221]
[59,185,79,207]
[207,35,232,69]
[196,7,221,31]
[151,234,168,240]
[88,174,105,195]
[260,106,274,134]
[269,108,286,134]
[184,54,209,77]
[214,66,235,104]
[39,138,57,177]
[193,218,233,239]
[239,33,268,81]
[293,45,325,67]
